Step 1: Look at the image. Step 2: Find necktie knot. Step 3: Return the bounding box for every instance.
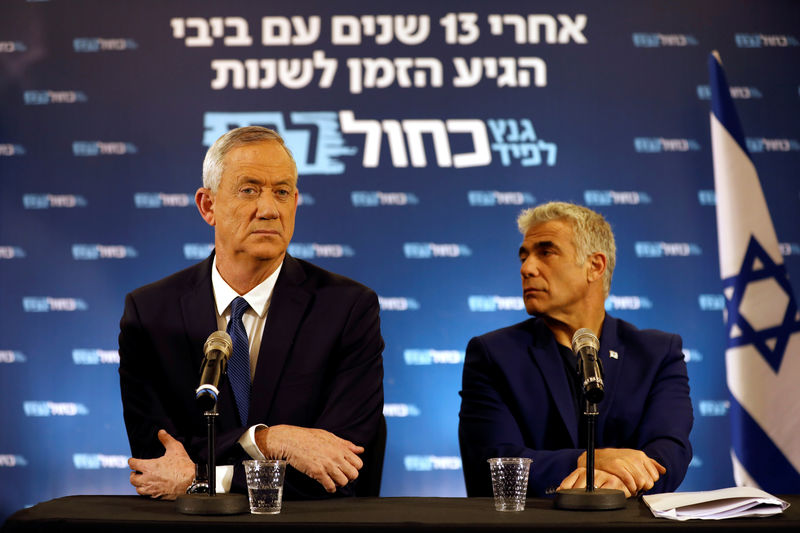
[230,296,249,321]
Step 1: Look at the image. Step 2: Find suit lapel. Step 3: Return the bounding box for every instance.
[249,255,312,425]
[527,320,579,447]
[179,256,219,371]
[179,254,240,423]
[597,315,623,428]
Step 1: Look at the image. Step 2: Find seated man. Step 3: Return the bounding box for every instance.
[459,201,693,497]
[119,126,384,500]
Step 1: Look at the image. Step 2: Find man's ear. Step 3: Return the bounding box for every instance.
[586,252,607,284]
[195,188,216,226]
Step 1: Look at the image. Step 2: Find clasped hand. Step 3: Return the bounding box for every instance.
[128,429,194,500]
[256,425,364,493]
[558,448,666,498]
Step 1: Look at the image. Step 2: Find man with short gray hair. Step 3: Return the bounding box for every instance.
[119,126,384,500]
[459,201,693,498]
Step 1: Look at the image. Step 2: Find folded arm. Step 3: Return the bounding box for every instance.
[259,288,385,497]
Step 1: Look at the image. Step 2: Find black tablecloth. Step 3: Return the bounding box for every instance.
[3,495,799,532]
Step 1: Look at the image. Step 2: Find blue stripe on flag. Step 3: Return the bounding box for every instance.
[729,395,800,493]
[708,54,749,157]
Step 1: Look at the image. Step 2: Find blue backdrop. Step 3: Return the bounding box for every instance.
[2,0,799,522]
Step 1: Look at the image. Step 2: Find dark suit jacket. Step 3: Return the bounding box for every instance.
[458,315,693,497]
[118,253,384,499]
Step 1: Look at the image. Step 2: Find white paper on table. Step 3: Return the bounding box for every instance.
[642,486,789,521]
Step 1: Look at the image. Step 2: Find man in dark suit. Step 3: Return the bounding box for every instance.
[119,127,383,500]
[458,202,693,498]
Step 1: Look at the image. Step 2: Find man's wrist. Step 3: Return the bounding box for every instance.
[239,424,269,460]
[256,424,290,459]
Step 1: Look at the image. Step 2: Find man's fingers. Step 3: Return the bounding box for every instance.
[558,467,585,491]
[157,429,170,444]
[157,429,181,452]
[642,459,660,481]
[562,468,584,488]
[629,458,662,492]
[652,459,667,474]
[339,461,360,482]
[347,443,365,454]
[564,468,635,497]
[642,460,663,490]
[316,472,337,493]
[344,450,364,470]
[597,474,631,498]
[335,435,364,455]
[328,465,350,488]
[611,463,638,495]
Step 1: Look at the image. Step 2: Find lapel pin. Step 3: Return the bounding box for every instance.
[609,350,619,360]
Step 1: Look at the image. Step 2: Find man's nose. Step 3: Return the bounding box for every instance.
[256,191,280,219]
[521,256,539,278]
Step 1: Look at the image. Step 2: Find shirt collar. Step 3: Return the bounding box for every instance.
[211,255,283,318]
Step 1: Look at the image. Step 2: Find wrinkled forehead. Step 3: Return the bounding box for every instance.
[222,141,298,183]
[522,219,574,244]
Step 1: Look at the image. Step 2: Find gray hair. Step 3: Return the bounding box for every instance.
[517,201,616,296]
[202,126,297,191]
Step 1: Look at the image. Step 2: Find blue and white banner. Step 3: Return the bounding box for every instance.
[709,52,800,492]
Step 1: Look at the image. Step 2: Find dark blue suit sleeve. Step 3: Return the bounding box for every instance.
[118,292,185,459]
[278,288,385,499]
[635,333,693,493]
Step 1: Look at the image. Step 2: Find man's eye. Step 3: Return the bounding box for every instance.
[240,187,257,195]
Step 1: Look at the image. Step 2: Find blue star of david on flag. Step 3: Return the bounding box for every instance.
[723,237,800,374]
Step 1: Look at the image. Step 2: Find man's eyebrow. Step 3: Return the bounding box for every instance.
[235,175,296,186]
[533,240,557,250]
[519,240,557,256]
[234,175,262,184]
[273,177,297,187]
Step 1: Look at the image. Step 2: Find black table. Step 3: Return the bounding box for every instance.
[2,495,798,532]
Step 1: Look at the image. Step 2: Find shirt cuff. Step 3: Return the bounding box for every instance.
[238,424,268,460]
[216,465,234,493]
[212,425,268,493]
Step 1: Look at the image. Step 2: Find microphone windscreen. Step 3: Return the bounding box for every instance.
[571,328,599,354]
[204,330,232,359]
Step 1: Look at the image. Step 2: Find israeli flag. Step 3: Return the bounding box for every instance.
[709,52,800,491]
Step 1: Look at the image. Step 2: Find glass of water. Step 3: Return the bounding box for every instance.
[488,457,532,511]
[243,459,287,514]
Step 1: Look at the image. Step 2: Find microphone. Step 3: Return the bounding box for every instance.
[195,331,233,412]
[571,328,604,404]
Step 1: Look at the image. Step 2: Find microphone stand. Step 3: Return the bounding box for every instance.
[207,407,218,497]
[554,373,626,510]
[176,405,248,514]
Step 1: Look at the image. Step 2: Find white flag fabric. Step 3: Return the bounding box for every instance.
[709,52,800,492]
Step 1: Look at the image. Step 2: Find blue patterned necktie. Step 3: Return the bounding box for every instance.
[226,296,251,425]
